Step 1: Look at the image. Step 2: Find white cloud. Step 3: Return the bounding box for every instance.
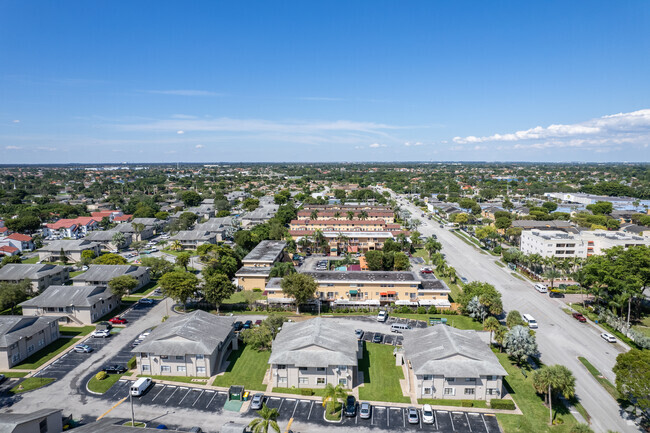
[452,109,650,152]
[12,120,20,123]
[37,146,57,151]
[176,130,185,134]
[145,90,222,97]
[5,145,22,150]
[195,144,205,149]
[404,141,423,147]
[369,143,387,148]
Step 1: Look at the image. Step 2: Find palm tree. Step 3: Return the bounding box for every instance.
[424,238,442,264]
[312,229,326,254]
[543,268,562,290]
[333,211,341,219]
[483,316,500,346]
[533,365,576,426]
[132,222,145,241]
[346,211,355,220]
[297,236,312,252]
[169,240,183,251]
[249,404,281,433]
[446,266,457,284]
[310,209,319,220]
[396,233,409,252]
[336,232,349,254]
[358,210,368,220]
[322,383,347,416]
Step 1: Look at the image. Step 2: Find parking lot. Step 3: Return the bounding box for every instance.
[101,381,501,432]
[34,300,159,380]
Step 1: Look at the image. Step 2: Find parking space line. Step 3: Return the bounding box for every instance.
[192,390,204,407]
[206,390,218,408]
[435,410,439,430]
[164,386,178,404]
[178,388,191,405]
[307,401,313,420]
[402,408,405,428]
[466,412,472,432]
[481,414,490,433]
[278,398,284,412]
[291,401,299,418]
[386,408,389,428]
[449,411,455,431]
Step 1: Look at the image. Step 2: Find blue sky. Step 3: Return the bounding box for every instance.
[1,1,649,163]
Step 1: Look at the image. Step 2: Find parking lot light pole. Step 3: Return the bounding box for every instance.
[130,392,135,427]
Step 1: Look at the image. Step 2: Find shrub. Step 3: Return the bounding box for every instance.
[460,400,474,407]
[490,399,516,410]
[253,288,262,292]
[570,424,594,433]
[127,356,137,370]
[95,371,108,381]
[493,245,503,254]
[300,389,314,396]
[416,306,427,314]
[427,306,438,315]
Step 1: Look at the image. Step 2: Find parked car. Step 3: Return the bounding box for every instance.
[109,316,128,324]
[572,312,587,323]
[243,320,253,329]
[534,283,548,293]
[96,321,112,330]
[422,404,434,424]
[152,289,163,296]
[359,402,371,419]
[343,395,357,417]
[103,364,127,374]
[549,290,565,298]
[254,320,263,327]
[0,374,5,384]
[91,330,111,338]
[420,267,433,274]
[601,332,617,343]
[250,393,264,410]
[131,339,143,347]
[138,298,154,304]
[355,329,364,339]
[373,333,383,344]
[188,428,202,433]
[73,344,93,353]
[407,407,419,424]
[233,321,243,331]
[376,310,388,322]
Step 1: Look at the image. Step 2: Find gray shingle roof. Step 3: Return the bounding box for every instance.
[19,285,113,308]
[0,409,62,433]
[0,316,59,348]
[72,265,148,283]
[403,325,507,378]
[242,240,286,264]
[512,220,572,229]
[169,230,215,241]
[0,264,66,281]
[132,310,234,356]
[269,317,358,367]
[235,266,272,277]
[39,239,99,252]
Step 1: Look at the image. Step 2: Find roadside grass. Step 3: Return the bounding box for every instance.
[223,291,266,305]
[572,306,640,349]
[137,375,208,385]
[212,344,270,391]
[272,387,333,397]
[21,256,39,264]
[632,325,650,338]
[122,296,143,302]
[131,281,159,295]
[13,337,81,370]
[88,373,124,393]
[495,352,578,433]
[123,422,146,427]
[510,273,525,281]
[433,271,462,303]
[0,371,28,378]
[389,313,483,331]
[10,377,55,394]
[358,342,410,403]
[495,261,505,268]
[577,357,619,400]
[59,326,95,337]
[96,301,136,323]
[452,231,479,248]
[418,398,488,408]
[413,249,429,263]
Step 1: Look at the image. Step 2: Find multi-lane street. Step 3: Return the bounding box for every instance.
[392,194,638,433]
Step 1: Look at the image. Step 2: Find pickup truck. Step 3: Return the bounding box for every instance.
[572,312,587,323]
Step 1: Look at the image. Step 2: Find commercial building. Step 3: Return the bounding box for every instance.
[268,317,360,389]
[0,316,60,369]
[520,229,650,258]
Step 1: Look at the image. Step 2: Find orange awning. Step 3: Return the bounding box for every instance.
[380,292,388,296]
[387,291,396,295]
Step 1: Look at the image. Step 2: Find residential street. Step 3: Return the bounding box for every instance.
[395,196,639,433]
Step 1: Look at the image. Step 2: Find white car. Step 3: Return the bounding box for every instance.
[377,311,388,322]
[422,404,434,424]
[91,330,111,338]
[534,283,548,293]
[601,332,617,343]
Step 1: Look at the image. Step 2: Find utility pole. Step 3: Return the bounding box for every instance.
[130,391,135,426]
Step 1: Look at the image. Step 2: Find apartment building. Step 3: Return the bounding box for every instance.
[296,209,395,224]
[72,265,150,291]
[0,264,69,293]
[520,229,650,258]
[0,316,60,369]
[289,230,397,256]
[235,240,287,291]
[38,239,101,263]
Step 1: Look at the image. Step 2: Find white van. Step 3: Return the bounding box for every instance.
[390,323,411,333]
[130,377,152,396]
[522,314,538,329]
[534,284,548,293]
[377,311,388,322]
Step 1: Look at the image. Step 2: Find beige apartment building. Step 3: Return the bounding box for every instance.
[235,240,287,291]
[289,230,397,255]
[0,264,69,293]
[0,316,61,369]
[296,209,395,224]
[133,310,236,377]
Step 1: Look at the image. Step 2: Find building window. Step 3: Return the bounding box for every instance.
[299,377,309,384]
[161,366,171,373]
[487,388,498,395]
[424,387,432,395]
[338,365,347,371]
[466,378,476,382]
[141,353,148,359]
[177,366,186,372]
[317,378,325,385]
[27,345,34,354]
[423,375,432,381]
[196,354,204,360]
[142,365,150,371]
[197,367,206,374]
[39,419,47,433]
[299,367,308,371]
[338,378,347,386]
[444,388,455,396]
[176,356,184,360]
[464,388,475,395]
[160,355,168,360]
[447,378,455,383]
[277,365,286,370]
[278,377,287,383]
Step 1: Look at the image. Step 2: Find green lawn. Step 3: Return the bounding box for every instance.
[13,337,81,370]
[358,342,410,403]
[272,387,339,397]
[131,281,159,295]
[495,352,578,433]
[418,398,488,408]
[0,371,28,378]
[59,326,95,337]
[137,375,208,384]
[96,301,135,323]
[578,357,619,400]
[88,373,124,393]
[10,377,55,394]
[69,270,86,278]
[21,256,39,264]
[223,291,266,305]
[389,313,483,331]
[212,344,270,391]
[162,248,198,257]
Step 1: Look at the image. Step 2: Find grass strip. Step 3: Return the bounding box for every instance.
[212,344,270,391]
[137,375,208,384]
[10,377,55,394]
[358,342,410,403]
[577,357,619,400]
[13,337,80,370]
[418,398,488,408]
[88,373,124,394]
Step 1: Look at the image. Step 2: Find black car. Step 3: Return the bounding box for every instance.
[343,395,357,417]
[373,333,383,344]
[233,321,243,331]
[103,365,127,374]
[243,320,253,329]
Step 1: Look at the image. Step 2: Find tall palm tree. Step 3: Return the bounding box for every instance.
[312,229,326,254]
[424,238,442,264]
[336,232,349,254]
[346,211,355,220]
[543,268,562,290]
[446,266,457,284]
[483,316,500,346]
[321,383,347,415]
[310,209,319,220]
[249,404,281,433]
[333,211,341,219]
[169,240,183,251]
[297,236,312,252]
[358,210,368,220]
[396,233,409,252]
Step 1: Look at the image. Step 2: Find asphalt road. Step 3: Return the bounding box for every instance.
[392,195,638,433]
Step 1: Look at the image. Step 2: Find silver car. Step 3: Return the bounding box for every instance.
[407,407,419,424]
[250,393,264,411]
[359,402,371,419]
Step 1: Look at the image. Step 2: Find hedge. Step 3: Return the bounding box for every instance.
[490,399,516,410]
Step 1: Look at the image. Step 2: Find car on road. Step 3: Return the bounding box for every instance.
[91,329,111,338]
[373,333,383,344]
[460,277,468,284]
[420,267,433,274]
[103,365,127,374]
[601,332,617,343]
[343,395,357,417]
[407,407,419,424]
[138,298,154,304]
[355,329,364,339]
[534,283,548,293]
[243,320,253,329]
[188,428,202,433]
[250,393,264,410]
[109,316,128,324]
[73,344,93,353]
[422,404,434,424]
[572,312,587,323]
[359,402,371,419]
[439,224,444,228]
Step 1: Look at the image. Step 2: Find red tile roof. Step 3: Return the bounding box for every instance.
[46,217,98,229]
[0,245,19,254]
[113,214,133,222]
[0,227,8,234]
[91,211,119,219]
[6,233,32,242]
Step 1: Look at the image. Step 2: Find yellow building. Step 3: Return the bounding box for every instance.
[235,240,287,291]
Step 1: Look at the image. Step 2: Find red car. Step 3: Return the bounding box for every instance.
[109,316,128,324]
[420,267,433,274]
[572,312,586,323]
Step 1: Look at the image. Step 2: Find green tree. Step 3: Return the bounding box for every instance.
[458,281,502,316]
[365,250,383,271]
[154,211,169,220]
[321,383,347,416]
[506,310,524,329]
[533,365,576,425]
[180,190,202,207]
[504,325,538,365]
[483,316,500,346]
[241,325,274,351]
[409,231,421,248]
[424,238,442,263]
[111,231,126,250]
[5,215,41,233]
[80,249,96,265]
[243,198,260,212]
[202,273,236,313]
[494,217,512,230]
[268,262,296,278]
[281,273,317,313]
[93,253,128,265]
[393,252,410,271]
[586,201,613,215]
[494,325,508,352]
[175,252,191,271]
[140,256,174,279]
[1,255,22,267]
[248,403,281,433]
[542,268,562,290]
[453,212,469,227]
[169,240,183,251]
[613,349,650,419]
[131,240,148,258]
[0,280,31,313]
[159,271,199,310]
[108,275,138,298]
